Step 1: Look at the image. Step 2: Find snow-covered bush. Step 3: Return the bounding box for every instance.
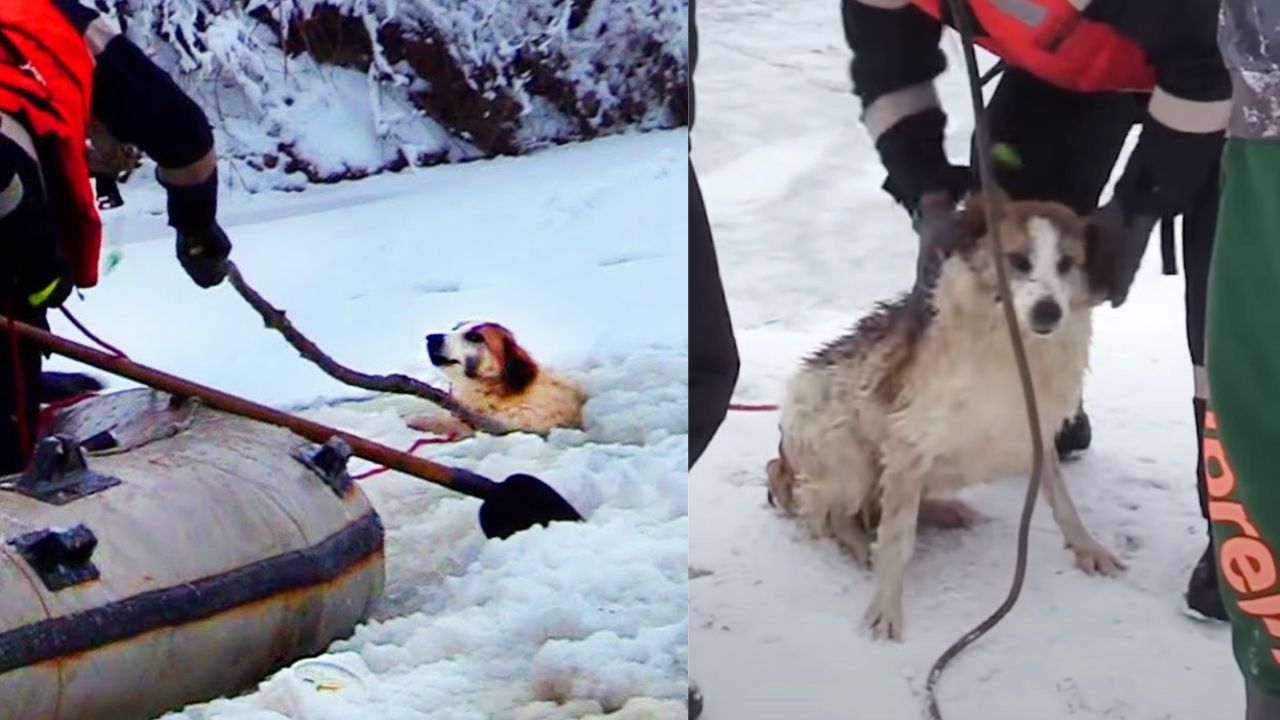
[105,0,687,189]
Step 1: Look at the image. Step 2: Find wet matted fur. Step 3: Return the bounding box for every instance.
[411,321,587,438]
[766,194,1127,640]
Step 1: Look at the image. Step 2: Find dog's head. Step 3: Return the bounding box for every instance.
[948,193,1106,338]
[425,321,539,394]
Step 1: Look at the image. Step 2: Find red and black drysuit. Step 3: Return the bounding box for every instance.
[842,0,1232,616]
[0,0,226,474]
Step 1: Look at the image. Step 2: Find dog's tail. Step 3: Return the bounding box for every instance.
[39,371,105,404]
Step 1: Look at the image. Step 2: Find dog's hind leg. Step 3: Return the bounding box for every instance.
[864,447,927,641]
[918,498,980,529]
[788,438,878,567]
[792,477,875,567]
[1041,453,1126,576]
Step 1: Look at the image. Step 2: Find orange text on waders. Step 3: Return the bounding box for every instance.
[1205,410,1280,664]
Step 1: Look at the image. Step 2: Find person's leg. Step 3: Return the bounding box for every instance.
[0,322,26,474]
[688,4,722,714]
[1205,138,1280,706]
[0,126,59,475]
[973,68,1140,457]
[689,159,740,469]
[0,305,44,476]
[1181,156,1226,620]
[687,162,733,710]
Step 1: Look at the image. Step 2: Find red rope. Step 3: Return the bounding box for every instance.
[351,434,459,480]
[60,307,128,358]
[37,391,99,439]
[729,402,779,412]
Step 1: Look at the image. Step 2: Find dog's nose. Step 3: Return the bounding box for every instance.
[426,334,444,360]
[1030,299,1063,333]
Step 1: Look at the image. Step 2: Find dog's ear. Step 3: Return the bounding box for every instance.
[955,193,990,245]
[501,337,538,393]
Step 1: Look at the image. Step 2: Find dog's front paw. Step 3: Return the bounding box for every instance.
[1072,543,1126,576]
[405,413,473,439]
[863,596,905,641]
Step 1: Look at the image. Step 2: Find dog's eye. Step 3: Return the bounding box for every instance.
[463,331,483,343]
[1057,256,1075,274]
[1005,253,1032,274]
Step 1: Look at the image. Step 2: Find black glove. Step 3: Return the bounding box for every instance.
[1089,200,1158,308]
[160,166,229,288]
[1113,121,1224,220]
[911,191,966,293]
[176,223,231,288]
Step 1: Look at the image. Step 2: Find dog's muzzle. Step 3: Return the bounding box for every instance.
[426,334,454,366]
[1030,299,1063,335]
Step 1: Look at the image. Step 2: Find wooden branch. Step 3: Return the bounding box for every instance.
[224,262,508,435]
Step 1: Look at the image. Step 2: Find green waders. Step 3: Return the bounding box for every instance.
[1206,138,1280,716]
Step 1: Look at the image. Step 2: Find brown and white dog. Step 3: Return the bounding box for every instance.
[405,321,586,438]
[766,194,1126,641]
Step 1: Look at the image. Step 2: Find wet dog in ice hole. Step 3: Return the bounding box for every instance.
[765,193,1126,641]
[406,321,586,439]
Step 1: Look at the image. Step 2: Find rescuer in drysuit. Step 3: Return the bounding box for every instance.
[0,0,231,475]
[841,0,1232,620]
[1205,2,1280,718]
[688,0,736,714]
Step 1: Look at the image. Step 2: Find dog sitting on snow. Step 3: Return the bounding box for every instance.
[405,321,586,439]
[766,193,1125,641]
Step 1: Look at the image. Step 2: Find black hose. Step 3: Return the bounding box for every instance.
[923,3,1047,719]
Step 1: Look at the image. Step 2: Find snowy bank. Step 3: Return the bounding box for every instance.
[107,0,687,190]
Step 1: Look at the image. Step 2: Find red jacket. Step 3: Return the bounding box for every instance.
[910,0,1156,93]
[0,0,101,288]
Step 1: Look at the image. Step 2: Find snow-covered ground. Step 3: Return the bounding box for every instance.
[46,130,689,719]
[689,1,1241,718]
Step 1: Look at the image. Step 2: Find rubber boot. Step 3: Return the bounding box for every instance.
[1247,682,1280,720]
[1054,400,1092,459]
[1183,398,1226,620]
[1186,541,1228,621]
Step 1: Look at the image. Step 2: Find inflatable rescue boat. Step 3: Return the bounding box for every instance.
[0,388,385,720]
